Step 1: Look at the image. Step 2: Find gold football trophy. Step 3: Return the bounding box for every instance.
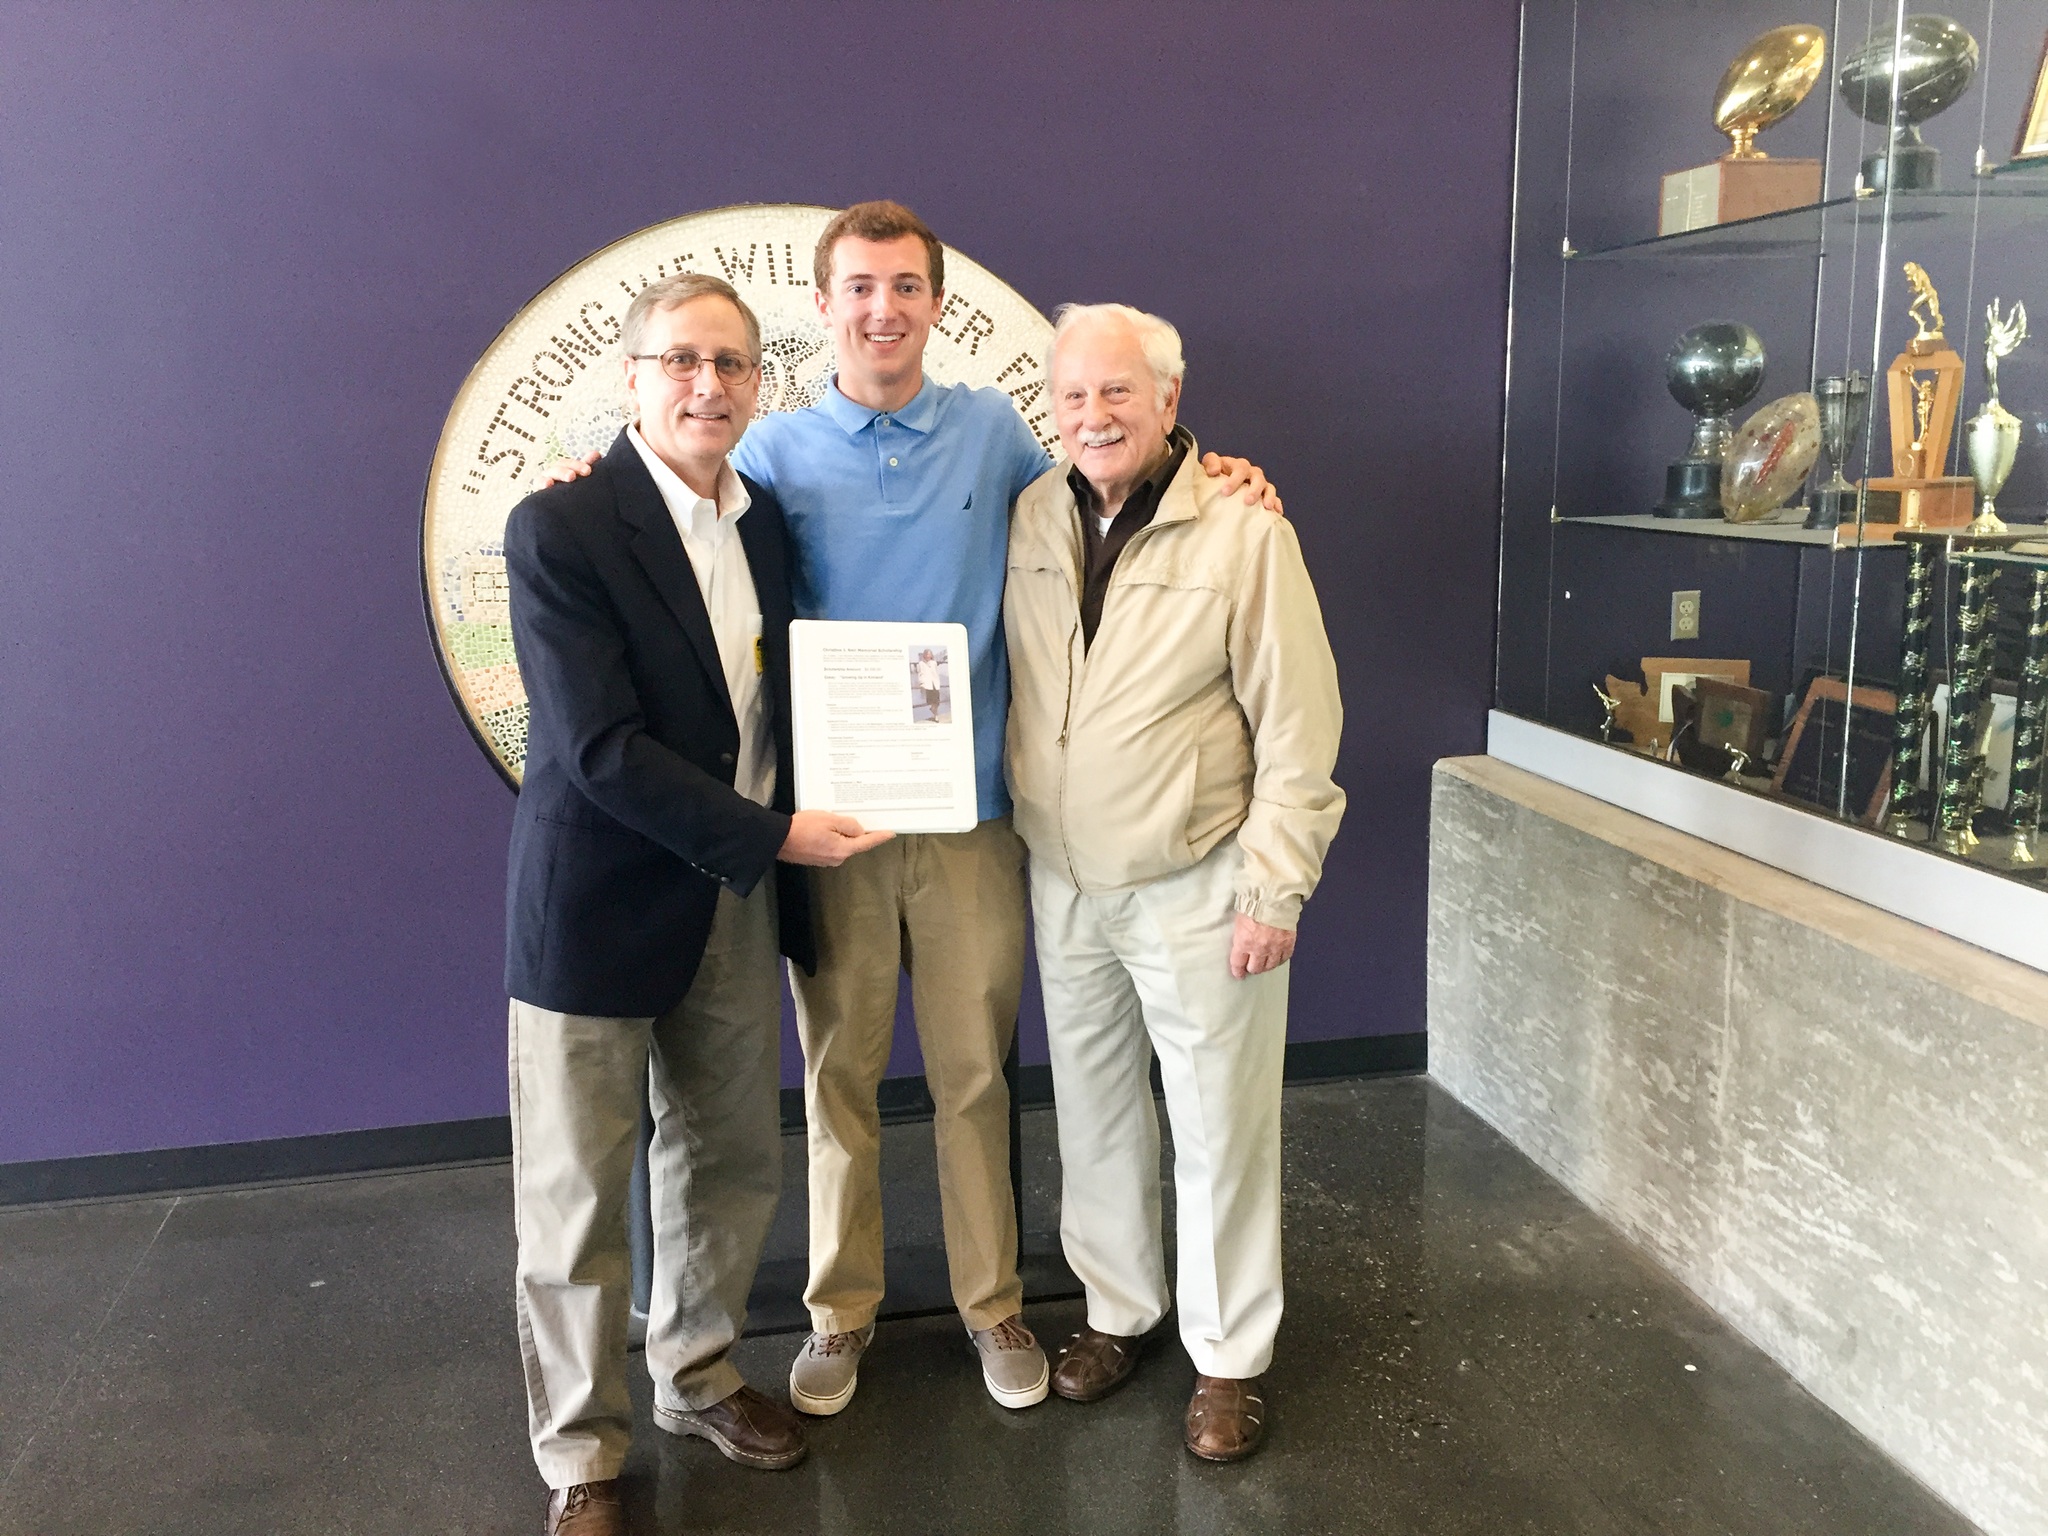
[1661,26,1826,235]
[1865,263,1974,528]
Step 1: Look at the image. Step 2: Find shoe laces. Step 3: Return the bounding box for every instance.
[562,1483,612,1512]
[810,1329,861,1357]
[984,1316,1035,1351]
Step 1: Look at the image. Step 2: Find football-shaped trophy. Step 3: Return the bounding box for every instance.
[1722,392,1822,523]
[1838,15,1980,192]
[1662,26,1826,233]
[1714,25,1829,157]
[1655,322,1768,518]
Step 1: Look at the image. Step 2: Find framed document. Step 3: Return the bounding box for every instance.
[789,619,978,833]
[1641,656,1751,724]
[1771,676,1896,826]
[2016,30,2048,163]
[1693,677,1772,762]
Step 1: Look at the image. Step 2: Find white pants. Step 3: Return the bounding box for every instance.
[1030,837,1288,1379]
[509,878,782,1489]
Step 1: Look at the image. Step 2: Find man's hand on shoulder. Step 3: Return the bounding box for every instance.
[779,811,893,867]
[1229,912,1296,978]
[1199,453,1283,516]
[541,449,603,487]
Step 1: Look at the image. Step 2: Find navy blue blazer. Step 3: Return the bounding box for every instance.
[503,430,814,1017]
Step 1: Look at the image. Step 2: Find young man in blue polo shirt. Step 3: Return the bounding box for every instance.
[555,201,1273,1414]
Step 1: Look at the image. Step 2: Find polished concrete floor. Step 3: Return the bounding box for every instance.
[0,1078,1978,1536]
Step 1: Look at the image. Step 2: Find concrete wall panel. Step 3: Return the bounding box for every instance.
[1429,755,2048,1536]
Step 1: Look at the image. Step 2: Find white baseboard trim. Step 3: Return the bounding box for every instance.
[1486,709,2048,974]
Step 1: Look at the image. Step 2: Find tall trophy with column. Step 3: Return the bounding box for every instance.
[1865,263,1973,528]
[1885,297,2033,844]
[1963,299,2048,863]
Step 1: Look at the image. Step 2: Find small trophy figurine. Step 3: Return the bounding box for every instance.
[1965,299,2029,536]
[1805,372,1872,529]
[1593,683,1622,744]
[1905,260,1945,344]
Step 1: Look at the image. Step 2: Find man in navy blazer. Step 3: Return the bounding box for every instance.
[503,272,888,1536]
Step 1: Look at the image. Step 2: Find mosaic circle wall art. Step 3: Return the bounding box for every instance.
[421,203,1055,787]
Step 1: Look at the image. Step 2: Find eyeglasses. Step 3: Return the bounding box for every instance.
[628,348,758,385]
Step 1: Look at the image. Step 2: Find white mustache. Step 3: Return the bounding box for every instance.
[1077,428,1126,448]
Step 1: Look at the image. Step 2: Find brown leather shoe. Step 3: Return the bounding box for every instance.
[545,1480,624,1535]
[1184,1374,1267,1461]
[1050,1327,1143,1402]
[654,1383,807,1469]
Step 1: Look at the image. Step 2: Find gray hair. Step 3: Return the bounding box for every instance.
[1046,302,1186,406]
[622,272,762,359]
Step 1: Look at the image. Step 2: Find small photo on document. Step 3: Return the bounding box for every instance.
[909,645,951,725]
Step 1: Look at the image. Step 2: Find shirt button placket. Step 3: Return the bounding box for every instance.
[878,420,898,504]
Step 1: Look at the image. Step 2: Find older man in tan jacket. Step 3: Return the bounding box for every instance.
[1004,303,1344,1461]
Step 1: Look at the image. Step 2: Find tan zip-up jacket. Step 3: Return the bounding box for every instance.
[1003,439,1345,928]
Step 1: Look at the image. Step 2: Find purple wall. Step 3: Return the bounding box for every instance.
[0,1,1518,1165]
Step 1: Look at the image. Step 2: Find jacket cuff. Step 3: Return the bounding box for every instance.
[1234,888,1302,930]
[721,806,792,897]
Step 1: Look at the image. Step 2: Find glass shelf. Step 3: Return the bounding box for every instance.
[1559,513,1916,547]
[1572,182,2048,264]
[1958,545,2048,568]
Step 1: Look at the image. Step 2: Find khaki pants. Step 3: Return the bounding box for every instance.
[791,816,1026,1333]
[509,879,782,1489]
[1030,836,1289,1380]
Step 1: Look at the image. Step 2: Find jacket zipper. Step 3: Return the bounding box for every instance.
[1055,545,1080,884]
[1056,514,1173,885]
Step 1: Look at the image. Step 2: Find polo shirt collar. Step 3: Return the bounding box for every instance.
[820,373,940,437]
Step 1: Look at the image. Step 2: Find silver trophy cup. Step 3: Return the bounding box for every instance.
[1806,372,1873,529]
[1965,299,2028,536]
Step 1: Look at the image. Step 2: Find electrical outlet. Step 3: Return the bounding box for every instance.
[1671,589,1702,641]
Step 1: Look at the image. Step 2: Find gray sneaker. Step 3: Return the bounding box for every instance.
[788,1323,875,1416]
[970,1314,1049,1408]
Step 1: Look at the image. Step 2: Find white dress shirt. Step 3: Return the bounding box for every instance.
[627,427,775,809]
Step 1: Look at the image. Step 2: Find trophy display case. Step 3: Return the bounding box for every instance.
[1497,0,2048,896]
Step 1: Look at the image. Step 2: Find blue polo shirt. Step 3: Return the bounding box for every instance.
[733,376,1052,821]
